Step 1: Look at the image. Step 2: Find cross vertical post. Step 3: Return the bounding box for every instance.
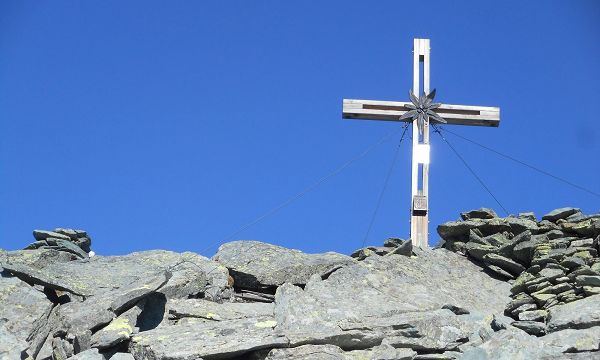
[411,39,430,249]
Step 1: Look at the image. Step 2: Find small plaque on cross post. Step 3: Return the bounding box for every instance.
[412,195,428,216]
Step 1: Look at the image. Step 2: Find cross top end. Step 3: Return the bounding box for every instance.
[400,89,447,135]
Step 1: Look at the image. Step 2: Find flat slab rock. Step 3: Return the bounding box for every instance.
[1,248,74,269]
[168,298,274,322]
[308,248,511,316]
[547,293,600,332]
[68,348,105,359]
[461,208,498,220]
[542,326,600,353]
[542,207,581,222]
[2,250,229,299]
[264,344,416,360]
[129,316,288,359]
[213,241,355,289]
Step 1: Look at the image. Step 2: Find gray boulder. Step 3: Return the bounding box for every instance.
[483,253,526,277]
[575,275,600,287]
[505,217,538,235]
[547,294,600,332]
[214,241,355,289]
[383,237,406,247]
[438,218,512,241]
[264,344,416,360]
[90,300,145,349]
[485,264,515,279]
[518,310,547,322]
[2,250,228,300]
[0,321,29,360]
[518,212,537,221]
[68,348,105,359]
[460,325,600,359]
[570,238,595,248]
[480,233,511,248]
[437,220,480,240]
[542,207,582,222]
[350,246,389,260]
[386,239,413,256]
[562,218,600,237]
[510,320,546,336]
[109,354,135,360]
[1,248,74,269]
[55,272,169,335]
[33,229,71,241]
[561,256,586,270]
[461,208,498,220]
[167,298,274,322]
[460,327,550,359]
[464,242,498,261]
[128,317,288,359]
[512,234,548,266]
[541,326,600,353]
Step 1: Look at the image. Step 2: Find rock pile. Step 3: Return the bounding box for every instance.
[2,214,600,359]
[350,238,413,259]
[25,229,93,259]
[437,207,600,337]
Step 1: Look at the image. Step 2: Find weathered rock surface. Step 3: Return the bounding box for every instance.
[214,241,355,289]
[0,320,29,360]
[68,347,105,359]
[460,327,555,359]
[542,326,600,353]
[547,293,600,332]
[1,243,231,359]
[2,250,228,299]
[168,298,274,322]
[129,317,288,359]
[0,273,54,357]
[542,207,581,222]
[264,344,416,360]
[2,213,600,359]
[90,300,144,349]
[110,354,136,360]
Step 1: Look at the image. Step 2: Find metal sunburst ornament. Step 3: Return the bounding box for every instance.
[400,88,447,134]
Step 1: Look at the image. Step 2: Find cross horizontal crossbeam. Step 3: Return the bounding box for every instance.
[343,99,500,127]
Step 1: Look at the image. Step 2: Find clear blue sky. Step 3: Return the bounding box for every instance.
[1,1,599,256]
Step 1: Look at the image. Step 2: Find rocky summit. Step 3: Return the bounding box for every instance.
[1,209,600,360]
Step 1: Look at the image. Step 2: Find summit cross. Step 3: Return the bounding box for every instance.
[342,38,501,248]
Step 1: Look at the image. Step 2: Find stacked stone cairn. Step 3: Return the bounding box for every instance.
[437,206,600,336]
[24,228,92,259]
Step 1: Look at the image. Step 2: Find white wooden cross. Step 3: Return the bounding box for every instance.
[342,38,500,248]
